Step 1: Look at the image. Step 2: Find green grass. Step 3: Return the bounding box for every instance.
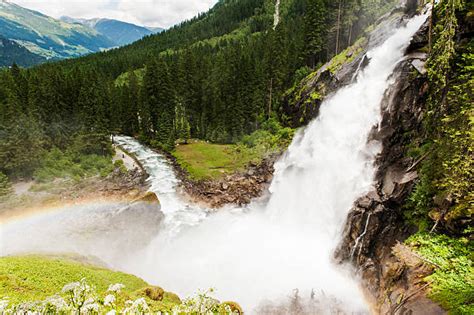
[172,119,294,180]
[0,255,181,312]
[406,233,474,314]
[172,140,258,180]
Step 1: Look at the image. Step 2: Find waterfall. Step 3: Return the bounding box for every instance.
[0,12,428,315]
[350,213,372,261]
[273,0,280,30]
[118,13,428,313]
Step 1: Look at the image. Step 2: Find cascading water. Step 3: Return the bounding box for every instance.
[113,136,209,237]
[0,12,428,314]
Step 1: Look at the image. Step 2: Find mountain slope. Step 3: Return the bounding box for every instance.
[0,35,45,67]
[0,1,114,60]
[61,17,163,46]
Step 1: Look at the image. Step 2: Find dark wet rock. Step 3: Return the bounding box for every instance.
[407,17,429,52]
[404,0,419,17]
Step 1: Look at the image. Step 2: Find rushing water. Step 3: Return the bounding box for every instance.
[1,13,427,314]
[113,136,209,238]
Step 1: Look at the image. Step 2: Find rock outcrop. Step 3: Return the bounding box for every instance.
[173,155,277,208]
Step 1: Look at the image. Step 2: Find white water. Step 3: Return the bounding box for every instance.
[0,13,427,314]
[113,136,209,238]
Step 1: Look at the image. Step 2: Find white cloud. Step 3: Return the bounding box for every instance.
[9,0,218,28]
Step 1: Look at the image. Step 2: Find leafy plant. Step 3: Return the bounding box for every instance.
[406,233,474,314]
[0,172,12,198]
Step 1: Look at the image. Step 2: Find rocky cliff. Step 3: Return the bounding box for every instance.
[333,15,448,313]
[285,2,449,313]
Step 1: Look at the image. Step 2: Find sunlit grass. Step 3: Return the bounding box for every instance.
[0,255,181,312]
[172,140,257,180]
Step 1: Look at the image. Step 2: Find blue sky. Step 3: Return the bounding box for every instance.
[10,0,219,28]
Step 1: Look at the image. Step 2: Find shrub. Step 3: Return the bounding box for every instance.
[33,148,114,183]
[0,172,12,197]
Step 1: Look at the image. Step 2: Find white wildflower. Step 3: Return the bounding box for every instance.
[0,299,9,312]
[123,297,150,314]
[105,310,116,315]
[81,301,99,313]
[61,281,80,293]
[103,294,116,306]
[107,283,125,293]
[44,295,68,311]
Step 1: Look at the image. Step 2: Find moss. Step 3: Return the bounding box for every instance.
[328,37,367,74]
[309,91,322,100]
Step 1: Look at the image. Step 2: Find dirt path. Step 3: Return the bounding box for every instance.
[113,146,140,171]
[12,180,34,196]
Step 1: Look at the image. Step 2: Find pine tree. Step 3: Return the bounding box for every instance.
[304,0,328,68]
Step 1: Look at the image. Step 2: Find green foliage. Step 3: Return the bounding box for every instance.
[327,36,367,74]
[427,0,464,106]
[435,50,474,210]
[33,148,114,183]
[406,233,474,314]
[0,255,147,304]
[240,118,295,150]
[407,1,473,233]
[0,172,12,198]
[304,0,327,68]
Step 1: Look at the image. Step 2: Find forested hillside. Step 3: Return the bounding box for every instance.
[0,0,396,180]
[0,35,45,67]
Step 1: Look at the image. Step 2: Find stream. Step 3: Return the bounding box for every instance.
[0,12,428,314]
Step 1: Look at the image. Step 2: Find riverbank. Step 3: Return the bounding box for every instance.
[0,150,149,223]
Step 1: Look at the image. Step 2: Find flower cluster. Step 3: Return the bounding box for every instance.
[0,279,145,314]
[1,280,241,314]
[171,289,237,315]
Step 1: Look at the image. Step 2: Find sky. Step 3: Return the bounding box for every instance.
[9,0,219,28]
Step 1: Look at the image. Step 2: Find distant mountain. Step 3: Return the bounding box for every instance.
[61,17,164,46]
[0,35,46,67]
[0,1,114,62]
[146,26,164,33]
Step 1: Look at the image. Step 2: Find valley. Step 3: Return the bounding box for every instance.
[0,0,472,314]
